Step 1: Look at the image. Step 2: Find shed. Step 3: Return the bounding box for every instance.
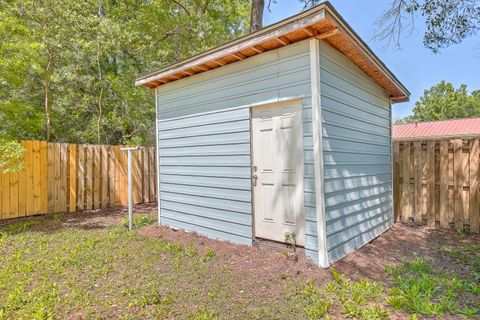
[136,2,409,267]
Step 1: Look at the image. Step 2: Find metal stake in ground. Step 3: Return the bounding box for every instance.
[121,147,141,231]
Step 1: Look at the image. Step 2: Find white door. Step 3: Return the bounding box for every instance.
[252,100,305,246]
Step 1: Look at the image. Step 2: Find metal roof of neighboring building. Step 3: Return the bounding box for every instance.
[393,118,480,140]
[135,2,409,103]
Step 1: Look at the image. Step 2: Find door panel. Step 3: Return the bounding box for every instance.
[252,100,305,245]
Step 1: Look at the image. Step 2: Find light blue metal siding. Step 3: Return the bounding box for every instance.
[158,107,252,245]
[156,40,313,247]
[319,42,393,263]
[302,97,319,263]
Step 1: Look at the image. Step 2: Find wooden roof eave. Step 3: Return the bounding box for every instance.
[135,8,327,88]
[321,8,409,102]
[135,2,410,103]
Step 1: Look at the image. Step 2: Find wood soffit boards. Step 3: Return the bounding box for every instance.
[135,2,410,103]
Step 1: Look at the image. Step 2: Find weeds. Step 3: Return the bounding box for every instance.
[188,306,218,320]
[120,213,156,229]
[299,270,388,320]
[0,220,44,235]
[284,232,297,252]
[202,248,216,262]
[385,257,480,317]
[440,242,480,278]
[302,279,330,319]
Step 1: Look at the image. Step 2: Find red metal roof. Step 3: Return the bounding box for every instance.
[393,118,480,140]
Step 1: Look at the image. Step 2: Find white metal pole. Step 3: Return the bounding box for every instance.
[127,149,133,231]
[121,147,140,231]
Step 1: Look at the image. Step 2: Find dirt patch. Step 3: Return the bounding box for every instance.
[140,223,326,283]
[334,223,480,284]
[0,203,157,232]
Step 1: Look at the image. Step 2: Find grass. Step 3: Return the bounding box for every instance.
[0,216,479,319]
[296,270,389,320]
[120,213,157,229]
[440,241,480,281]
[0,219,231,319]
[385,257,480,317]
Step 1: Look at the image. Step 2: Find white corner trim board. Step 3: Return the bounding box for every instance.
[309,38,329,268]
[155,88,161,225]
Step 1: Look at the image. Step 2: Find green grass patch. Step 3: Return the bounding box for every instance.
[0,224,227,319]
[440,242,480,281]
[120,213,156,229]
[0,220,44,235]
[297,270,389,320]
[385,257,480,317]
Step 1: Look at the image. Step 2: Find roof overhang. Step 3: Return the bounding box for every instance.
[135,1,410,103]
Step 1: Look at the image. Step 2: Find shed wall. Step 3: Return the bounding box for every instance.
[156,41,315,248]
[318,42,393,263]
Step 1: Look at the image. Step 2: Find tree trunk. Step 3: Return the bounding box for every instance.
[96,45,104,144]
[44,78,51,142]
[250,0,264,32]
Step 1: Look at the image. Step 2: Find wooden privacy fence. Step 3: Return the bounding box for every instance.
[0,141,157,220]
[393,138,480,233]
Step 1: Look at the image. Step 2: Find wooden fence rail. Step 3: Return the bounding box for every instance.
[0,141,156,220]
[394,138,480,233]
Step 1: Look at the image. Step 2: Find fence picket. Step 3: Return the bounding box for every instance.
[454,139,464,230]
[18,141,26,217]
[77,145,85,211]
[426,141,435,227]
[470,139,480,233]
[142,148,149,203]
[40,141,48,213]
[26,141,34,214]
[60,143,68,212]
[69,144,77,212]
[101,146,108,207]
[9,171,18,219]
[47,143,55,212]
[439,140,449,228]
[133,150,141,204]
[109,146,116,206]
[33,140,41,214]
[149,148,156,202]
[401,142,411,223]
[86,146,93,210]
[93,145,101,209]
[413,141,422,224]
[1,174,9,218]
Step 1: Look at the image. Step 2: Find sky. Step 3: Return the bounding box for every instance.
[263,0,480,120]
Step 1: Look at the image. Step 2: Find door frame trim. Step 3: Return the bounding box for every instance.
[249,98,304,244]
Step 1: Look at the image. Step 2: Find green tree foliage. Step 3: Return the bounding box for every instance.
[374,0,480,52]
[398,81,480,123]
[300,0,480,53]
[0,139,25,173]
[0,0,250,146]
